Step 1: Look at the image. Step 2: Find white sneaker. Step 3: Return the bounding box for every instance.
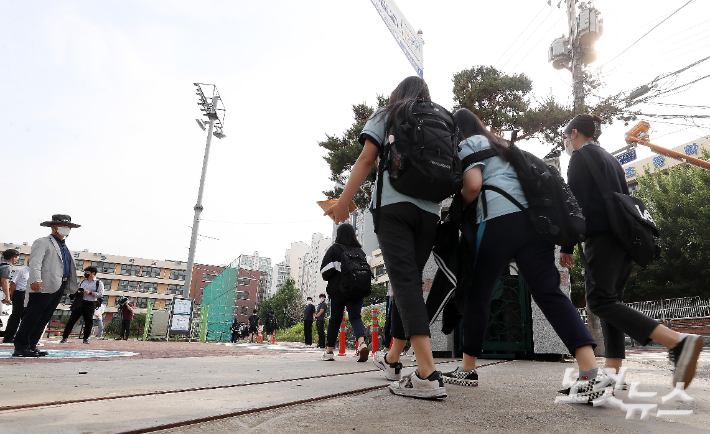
[373,351,402,380]
[389,370,447,399]
[321,351,335,361]
[357,342,369,362]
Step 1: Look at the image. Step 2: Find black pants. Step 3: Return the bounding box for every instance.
[14,283,66,350]
[326,297,366,348]
[62,300,96,340]
[584,233,659,358]
[375,203,438,340]
[2,289,26,342]
[303,320,313,346]
[462,212,596,357]
[121,319,132,339]
[316,321,325,348]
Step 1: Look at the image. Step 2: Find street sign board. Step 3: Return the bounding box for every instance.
[370,0,424,77]
[616,149,637,165]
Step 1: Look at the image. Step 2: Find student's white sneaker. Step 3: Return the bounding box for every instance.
[389,370,447,399]
[321,351,335,361]
[357,342,369,362]
[373,351,402,380]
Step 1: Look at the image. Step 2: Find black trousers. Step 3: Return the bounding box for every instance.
[316,321,325,348]
[584,233,659,358]
[2,289,26,342]
[462,212,596,357]
[14,283,66,350]
[121,319,132,339]
[303,320,313,346]
[375,203,438,340]
[62,300,96,340]
[326,297,366,348]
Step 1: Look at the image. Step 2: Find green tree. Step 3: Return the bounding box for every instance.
[259,277,302,329]
[319,96,388,210]
[624,153,710,300]
[363,283,387,307]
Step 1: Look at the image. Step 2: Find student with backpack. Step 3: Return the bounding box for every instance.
[560,114,703,389]
[325,76,455,399]
[247,310,260,343]
[320,224,371,362]
[264,311,278,343]
[446,109,606,399]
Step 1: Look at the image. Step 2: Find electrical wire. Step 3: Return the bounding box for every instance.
[645,102,710,110]
[200,218,324,225]
[593,0,697,73]
[499,6,557,70]
[493,1,549,68]
[511,14,566,70]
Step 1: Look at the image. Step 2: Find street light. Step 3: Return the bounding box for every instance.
[183,83,227,298]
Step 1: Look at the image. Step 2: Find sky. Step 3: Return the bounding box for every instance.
[1,0,709,267]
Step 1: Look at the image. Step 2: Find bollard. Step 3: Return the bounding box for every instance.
[371,309,379,355]
[272,333,276,345]
[257,329,262,343]
[337,310,347,356]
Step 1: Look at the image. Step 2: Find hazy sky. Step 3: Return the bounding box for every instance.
[2,0,708,267]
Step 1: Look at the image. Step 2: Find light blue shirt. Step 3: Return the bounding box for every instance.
[459,135,528,223]
[360,111,440,216]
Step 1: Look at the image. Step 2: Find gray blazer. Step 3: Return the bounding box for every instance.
[28,235,78,295]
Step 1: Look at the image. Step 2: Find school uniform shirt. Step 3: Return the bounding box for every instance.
[359,110,440,216]
[458,135,528,223]
[79,278,104,302]
[11,266,29,292]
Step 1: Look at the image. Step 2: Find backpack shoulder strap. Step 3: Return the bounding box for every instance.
[461,148,497,172]
[577,147,614,199]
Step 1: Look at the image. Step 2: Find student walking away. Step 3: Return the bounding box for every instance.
[61,266,104,344]
[320,224,371,362]
[560,114,704,389]
[230,321,240,343]
[248,310,260,343]
[1,250,22,343]
[117,297,133,340]
[303,297,315,346]
[325,76,457,399]
[440,109,606,400]
[93,301,105,339]
[13,215,81,357]
[264,311,278,343]
[314,294,328,348]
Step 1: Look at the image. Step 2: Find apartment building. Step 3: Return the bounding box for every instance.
[297,233,331,301]
[189,264,226,304]
[235,252,272,303]
[234,268,262,324]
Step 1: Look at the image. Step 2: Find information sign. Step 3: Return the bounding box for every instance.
[370,0,424,77]
[167,298,195,336]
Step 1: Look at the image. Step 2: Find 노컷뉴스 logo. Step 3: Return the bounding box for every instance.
[556,368,695,421]
[635,205,655,224]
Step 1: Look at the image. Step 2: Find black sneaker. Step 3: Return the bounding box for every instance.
[389,370,447,399]
[12,349,39,358]
[30,348,49,357]
[59,339,68,343]
[83,339,90,344]
[669,334,703,389]
[442,366,478,387]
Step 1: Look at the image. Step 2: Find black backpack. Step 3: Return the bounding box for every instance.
[337,244,373,298]
[374,100,461,231]
[267,315,278,330]
[462,141,586,247]
[578,147,660,267]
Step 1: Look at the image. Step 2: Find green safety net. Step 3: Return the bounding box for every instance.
[200,261,238,342]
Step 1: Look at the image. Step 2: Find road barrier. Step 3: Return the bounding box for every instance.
[338,310,347,356]
[371,309,379,355]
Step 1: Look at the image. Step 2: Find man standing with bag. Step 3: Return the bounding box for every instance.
[13,214,81,357]
[2,252,29,343]
[303,297,315,346]
[560,115,703,389]
[314,294,327,349]
[60,265,103,344]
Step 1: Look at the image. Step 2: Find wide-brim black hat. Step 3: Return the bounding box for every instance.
[40,214,81,228]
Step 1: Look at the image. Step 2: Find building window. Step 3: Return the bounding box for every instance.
[118,280,138,291]
[167,284,182,295]
[135,297,151,309]
[15,253,27,266]
[141,266,161,278]
[164,298,172,311]
[236,291,249,300]
[75,258,86,271]
[241,306,248,315]
[121,264,140,276]
[169,269,186,280]
[101,279,113,291]
[202,273,218,283]
[91,261,115,274]
[238,277,250,286]
[139,282,158,293]
[374,265,386,278]
[51,309,72,322]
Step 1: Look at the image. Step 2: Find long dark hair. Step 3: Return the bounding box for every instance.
[334,223,361,248]
[565,114,603,141]
[453,109,510,160]
[379,76,431,132]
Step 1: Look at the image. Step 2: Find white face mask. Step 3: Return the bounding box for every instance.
[57,226,71,238]
[565,141,575,157]
[319,298,325,303]
[306,300,312,305]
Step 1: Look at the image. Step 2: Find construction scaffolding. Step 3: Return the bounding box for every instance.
[200,260,239,342]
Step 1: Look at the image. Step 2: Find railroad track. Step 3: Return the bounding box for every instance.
[0,359,510,434]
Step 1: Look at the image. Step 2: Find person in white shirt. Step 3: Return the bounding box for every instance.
[60,265,104,344]
[2,255,29,343]
[93,302,106,339]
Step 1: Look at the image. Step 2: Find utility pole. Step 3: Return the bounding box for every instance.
[549,1,603,114]
[183,84,226,298]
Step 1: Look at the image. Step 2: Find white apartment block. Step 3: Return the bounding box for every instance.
[269,261,291,297]
[235,251,272,298]
[297,233,331,301]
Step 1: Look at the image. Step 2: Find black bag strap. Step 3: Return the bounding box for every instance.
[577,147,614,200]
[461,148,497,172]
[374,142,388,234]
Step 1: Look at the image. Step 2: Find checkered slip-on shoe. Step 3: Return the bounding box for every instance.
[441,366,478,387]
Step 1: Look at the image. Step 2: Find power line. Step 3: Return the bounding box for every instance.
[499,6,556,70]
[493,1,549,68]
[645,102,710,110]
[511,14,566,70]
[594,0,696,73]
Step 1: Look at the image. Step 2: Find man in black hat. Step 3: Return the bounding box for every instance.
[13,214,81,357]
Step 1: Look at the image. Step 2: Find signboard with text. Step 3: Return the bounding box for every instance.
[370,0,424,77]
[168,298,195,336]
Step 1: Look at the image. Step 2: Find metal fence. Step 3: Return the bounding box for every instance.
[577,296,710,325]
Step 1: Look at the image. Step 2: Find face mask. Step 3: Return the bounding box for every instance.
[84,272,91,278]
[565,141,575,157]
[320,298,325,303]
[306,300,312,305]
[57,226,71,238]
